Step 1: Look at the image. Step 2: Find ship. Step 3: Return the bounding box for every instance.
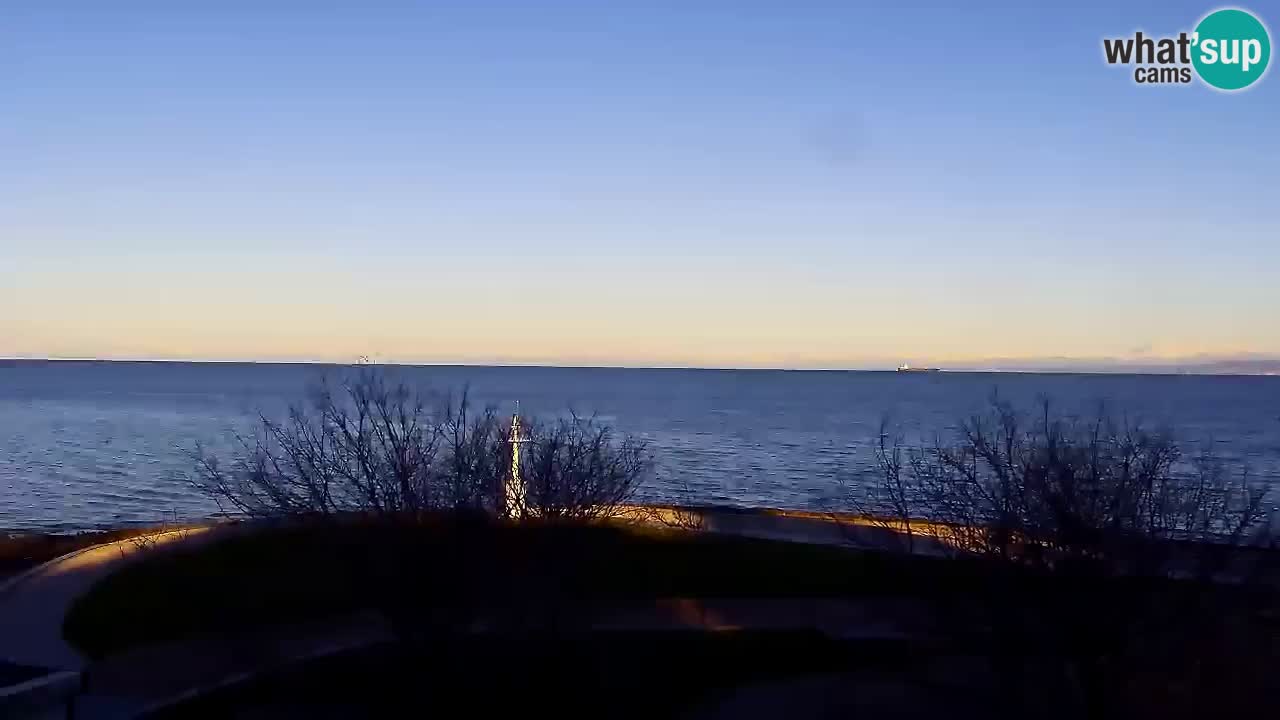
[897,363,941,373]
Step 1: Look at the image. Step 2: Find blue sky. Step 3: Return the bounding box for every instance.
[2,1,1277,368]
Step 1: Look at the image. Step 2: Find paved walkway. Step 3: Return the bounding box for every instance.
[51,597,924,718]
[0,508,933,673]
[75,612,393,718]
[0,508,937,718]
[0,526,226,671]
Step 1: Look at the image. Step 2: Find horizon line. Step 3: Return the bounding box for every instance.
[3,356,1278,378]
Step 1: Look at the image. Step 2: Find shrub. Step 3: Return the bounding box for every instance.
[849,397,1278,717]
[859,397,1272,577]
[191,368,652,523]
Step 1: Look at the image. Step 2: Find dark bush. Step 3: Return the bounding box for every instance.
[847,397,1278,718]
[191,367,652,523]
[859,397,1273,577]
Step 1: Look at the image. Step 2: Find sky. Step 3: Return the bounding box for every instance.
[2,0,1277,370]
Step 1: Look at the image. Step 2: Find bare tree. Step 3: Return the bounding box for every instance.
[191,368,651,524]
[847,397,1277,717]
[513,413,653,521]
[192,369,443,519]
[856,397,1272,576]
[433,389,510,515]
[838,416,920,553]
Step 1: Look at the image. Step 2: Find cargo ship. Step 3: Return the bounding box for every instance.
[896,363,941,373]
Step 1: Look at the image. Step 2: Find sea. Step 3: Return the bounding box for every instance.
[2,360,1279,533]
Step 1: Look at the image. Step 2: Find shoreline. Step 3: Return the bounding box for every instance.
[0,504,887,580]
[0,524,210,582]
[7,502,1278,588]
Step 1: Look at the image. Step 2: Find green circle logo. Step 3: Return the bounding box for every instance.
[1192,8,1271,90]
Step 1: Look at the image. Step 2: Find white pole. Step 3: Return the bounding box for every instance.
[506,408,527,518]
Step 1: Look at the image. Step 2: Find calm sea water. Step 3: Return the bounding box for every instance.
[2,361,1279,532]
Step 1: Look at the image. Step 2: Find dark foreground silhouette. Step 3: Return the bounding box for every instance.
[60,517,1280,719]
